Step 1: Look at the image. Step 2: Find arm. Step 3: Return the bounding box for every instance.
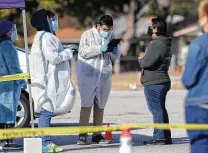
[139,41,165,69]
[2,42,26,86]
[78,32,102,59]
[42,34,73,65]
[182,43,204,89]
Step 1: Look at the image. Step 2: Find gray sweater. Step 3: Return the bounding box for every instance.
[139,36,172,85]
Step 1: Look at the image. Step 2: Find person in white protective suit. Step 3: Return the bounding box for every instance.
[30,9,76,153]
[76,15,120,145]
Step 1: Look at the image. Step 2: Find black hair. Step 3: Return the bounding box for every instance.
[31,9,55,33]
[99,15,113,27]
[152,17,167,36]
[46,10,55,18]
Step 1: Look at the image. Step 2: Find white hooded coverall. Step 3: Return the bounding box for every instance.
[30,31,76,114]
[76,26,120,109]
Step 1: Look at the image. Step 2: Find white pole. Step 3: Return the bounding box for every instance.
[22,9,35,129]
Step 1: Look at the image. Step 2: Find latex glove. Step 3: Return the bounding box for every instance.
[112,47,119,54]
[100,45,108,53]
[63,45,74,50]
[64,45,75,54]
[65,48,74,53]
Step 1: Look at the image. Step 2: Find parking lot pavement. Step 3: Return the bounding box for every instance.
[11,90,190,153]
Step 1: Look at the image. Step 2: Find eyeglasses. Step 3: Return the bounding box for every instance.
[101,27,113,32]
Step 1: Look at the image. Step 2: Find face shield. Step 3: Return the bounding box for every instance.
[51,15,59,32]
[11,24,18,41]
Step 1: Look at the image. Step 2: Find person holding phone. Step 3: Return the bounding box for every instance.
[76,15,120,145]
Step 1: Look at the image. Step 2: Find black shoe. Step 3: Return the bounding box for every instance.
[144,139,167,145]
[91,134,111,144]
[165,138,173,145]
[2,143,23,151]
[77,134,88,145]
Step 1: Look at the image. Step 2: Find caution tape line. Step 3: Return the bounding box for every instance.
[0,123,208,140]
[0,73,30,82]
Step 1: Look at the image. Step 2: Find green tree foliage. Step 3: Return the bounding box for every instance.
[146,0,201,17]
[0,0,202,36]
[170,0,201,16]
[0,0,129,35]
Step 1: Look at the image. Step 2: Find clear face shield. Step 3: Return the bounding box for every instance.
[11,24,18,41]
[51,15,59,32]
[47,15,59,33]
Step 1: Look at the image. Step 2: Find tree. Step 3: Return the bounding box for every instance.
[0,0,201,35]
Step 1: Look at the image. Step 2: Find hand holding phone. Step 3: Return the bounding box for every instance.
[108,38,123,48]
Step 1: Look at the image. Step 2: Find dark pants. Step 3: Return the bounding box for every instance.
[144,83,171,140]
[186,105,208,153]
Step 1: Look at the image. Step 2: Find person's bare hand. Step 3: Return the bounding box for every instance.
[138,52,145,59]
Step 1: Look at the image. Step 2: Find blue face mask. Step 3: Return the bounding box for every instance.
[100,29,112,38]
[52,20,59,32]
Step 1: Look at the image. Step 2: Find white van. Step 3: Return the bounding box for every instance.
[16,48,76,127]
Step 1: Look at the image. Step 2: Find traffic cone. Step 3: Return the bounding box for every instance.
[105,123,113,143]
[119,128,132,153]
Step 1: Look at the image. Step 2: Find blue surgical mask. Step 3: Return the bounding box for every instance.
[100,29,112,38]
[52,20,59,32]
[11,25,18,41]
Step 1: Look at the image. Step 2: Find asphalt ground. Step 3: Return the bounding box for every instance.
[2,90,190,153]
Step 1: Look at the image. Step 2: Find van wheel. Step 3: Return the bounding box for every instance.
[15,93,31,128]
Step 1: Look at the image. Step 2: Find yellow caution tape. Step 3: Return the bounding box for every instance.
[0,123,208,140]
[0,73,30,82]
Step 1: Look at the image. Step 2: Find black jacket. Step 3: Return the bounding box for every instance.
[139,36,172,85]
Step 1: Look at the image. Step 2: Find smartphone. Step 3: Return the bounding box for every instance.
[108,38,123,47]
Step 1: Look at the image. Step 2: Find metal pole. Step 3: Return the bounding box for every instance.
[22,9,35,128]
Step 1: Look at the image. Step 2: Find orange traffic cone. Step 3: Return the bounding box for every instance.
[119,128,132,153]
[105,123,113,143]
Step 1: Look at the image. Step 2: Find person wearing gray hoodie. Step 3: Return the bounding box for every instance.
[138,17,172,145]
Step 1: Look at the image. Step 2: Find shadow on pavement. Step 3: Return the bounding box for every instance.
[4,134,189,152]
[50,122,117,127]
[49,134,189,152]
[29,122,117,127]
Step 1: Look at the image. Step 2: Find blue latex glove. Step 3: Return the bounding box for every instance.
[100,45,108,53]
[64,45,74,51]
[112,47,119,54]
[63,45,73,50]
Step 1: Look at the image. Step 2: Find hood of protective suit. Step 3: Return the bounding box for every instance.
[30,9,52,33]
